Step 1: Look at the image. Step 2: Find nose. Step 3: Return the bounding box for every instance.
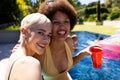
[59,23,65,27]
[42,35,50,40]
[42,35,50,46]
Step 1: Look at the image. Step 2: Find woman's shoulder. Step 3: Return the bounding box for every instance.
[16,56,40,67]
[0,58,9,80]
[10,56,41,79]
[8,56,41,73]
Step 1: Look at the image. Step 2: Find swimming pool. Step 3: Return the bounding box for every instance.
[69,31,120,80]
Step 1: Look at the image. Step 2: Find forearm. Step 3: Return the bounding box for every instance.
[73,46,91,65]
[73,51,86,65]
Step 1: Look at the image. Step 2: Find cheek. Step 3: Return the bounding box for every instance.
[28,33,38,42]
[48,39,51,44]
[67,25,71,32]
[52,26,57,33]
[68,24,71,29]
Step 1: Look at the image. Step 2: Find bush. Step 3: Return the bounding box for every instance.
[101,13,108,20]
[85,7,96,14]
[110,12,120,20]
[78,17,83,24]
[5,24,20,30]
[100,7,109,13]
[87,14,97,21]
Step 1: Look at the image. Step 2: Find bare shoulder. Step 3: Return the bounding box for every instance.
[15,56,41,68]
[0,58,9,69]
[0,58,9,66]
[0,58,9,72]
[21,56,40,63]
[11,56,42,80]
[0,58,9,80]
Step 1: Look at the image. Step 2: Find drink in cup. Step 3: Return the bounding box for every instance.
[90,46,102,68]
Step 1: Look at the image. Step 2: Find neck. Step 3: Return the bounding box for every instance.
[50,38,65,52]
[20,42,34,56]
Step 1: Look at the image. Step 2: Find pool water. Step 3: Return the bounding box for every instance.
[69,31,120,80]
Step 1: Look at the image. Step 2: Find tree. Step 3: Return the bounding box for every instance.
[16,0,28,21]
[104,0,112,8]
[0,0,29,24]
[97,0,101,21]
[24,0,45,13]
[0,0,20,24]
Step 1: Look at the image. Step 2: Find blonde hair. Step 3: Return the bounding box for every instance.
[21,13,51,29]
[19,13,51,42]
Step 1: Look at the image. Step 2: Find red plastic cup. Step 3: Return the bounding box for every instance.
[90,46,102,68]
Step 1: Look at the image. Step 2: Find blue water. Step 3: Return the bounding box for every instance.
[69,31,120,80]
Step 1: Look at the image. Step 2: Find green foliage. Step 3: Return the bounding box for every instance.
[87,2,97,7]
[87,14,97,21]
[23,0,45,13]
[101,13,108,20]
[85,7,96,14]
[112,7,120,12]
[109,12,120,20]
[0,0,20,24]
[104,0,112,8]
[16,0,28,17]
[68,0,76,7]
[1,0,120,30]
[97,0,100,21]
[5,24,20,30]
[100,7,109,13]
[77,0,120,22]
[0,0,29,26]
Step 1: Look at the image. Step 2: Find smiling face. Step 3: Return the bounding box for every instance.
[24,22,52,55]
[20,13,52,56]
[51,11,70,40]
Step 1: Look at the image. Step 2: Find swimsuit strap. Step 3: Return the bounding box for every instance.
[8,58,21,80]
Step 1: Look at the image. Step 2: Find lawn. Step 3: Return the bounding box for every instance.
[5,24,120,36]
[72,24,120,35]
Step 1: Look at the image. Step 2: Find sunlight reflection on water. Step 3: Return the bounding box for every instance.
[69,31,120,80]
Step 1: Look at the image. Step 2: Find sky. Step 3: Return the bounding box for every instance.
[78,0,104,4]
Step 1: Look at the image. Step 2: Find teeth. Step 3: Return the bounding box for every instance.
[37,43,45,48]
[40,44,45,47]
[58,31,65,35]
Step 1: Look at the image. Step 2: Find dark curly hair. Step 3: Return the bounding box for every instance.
[38,0,77,31]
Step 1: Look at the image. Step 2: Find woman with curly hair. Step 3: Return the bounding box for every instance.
[33,0,90,80]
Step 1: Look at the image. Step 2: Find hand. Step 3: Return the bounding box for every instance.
[80,46,92,56]
[82,45,102,56]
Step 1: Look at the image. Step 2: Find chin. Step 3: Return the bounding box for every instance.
[37,50,45,55]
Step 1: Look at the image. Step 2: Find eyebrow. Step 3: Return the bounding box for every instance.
[37,29,46,32]
[37,29,52,35]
